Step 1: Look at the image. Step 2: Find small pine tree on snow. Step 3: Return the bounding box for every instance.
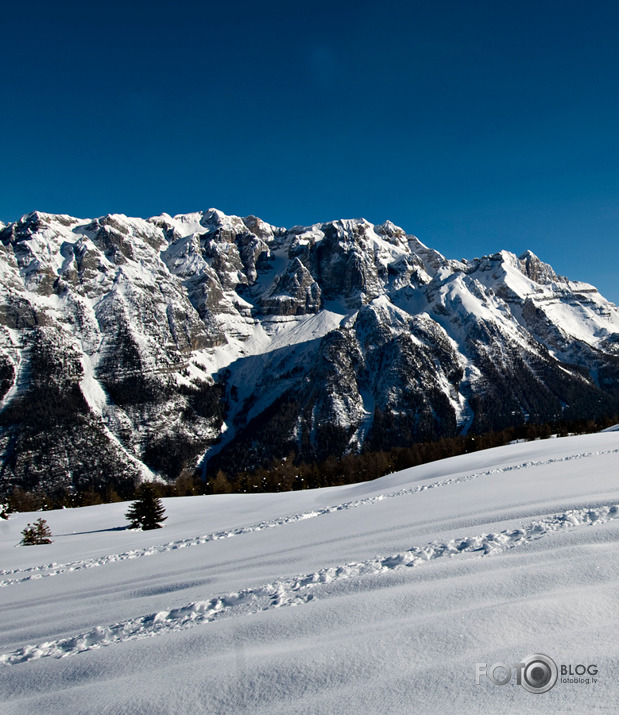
[21,517,53,545]
[125,484,167,530]
[0,502,9,520]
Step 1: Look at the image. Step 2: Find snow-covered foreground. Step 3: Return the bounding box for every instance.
[2,434,619,713]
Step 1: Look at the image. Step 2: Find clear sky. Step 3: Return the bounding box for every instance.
[2,1,619,302]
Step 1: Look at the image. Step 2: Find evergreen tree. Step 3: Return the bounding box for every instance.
[125,484,167,530]
[21,517,52,545]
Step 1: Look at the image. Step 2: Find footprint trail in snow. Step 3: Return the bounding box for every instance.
[2,501,618,665]
[2,446,617,588]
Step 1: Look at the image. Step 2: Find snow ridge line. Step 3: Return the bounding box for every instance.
[2,446,618,588]
[2,501,618,665]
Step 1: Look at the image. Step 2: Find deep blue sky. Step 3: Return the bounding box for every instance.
[2,1,619,301]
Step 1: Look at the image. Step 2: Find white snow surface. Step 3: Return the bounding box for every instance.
[2,432,619,713]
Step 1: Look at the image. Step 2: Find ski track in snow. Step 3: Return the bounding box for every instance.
[2,447,618,589]
[2,501,619,665]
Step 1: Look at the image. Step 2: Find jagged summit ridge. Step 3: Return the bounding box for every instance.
[0,209,618,496]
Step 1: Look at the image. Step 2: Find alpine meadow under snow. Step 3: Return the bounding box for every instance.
[2,431,619,713]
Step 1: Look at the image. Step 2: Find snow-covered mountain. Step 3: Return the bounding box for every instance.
[2,431,619,712]
[0,209,618,496]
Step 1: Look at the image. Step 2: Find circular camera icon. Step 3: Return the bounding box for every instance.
[520,653,558,694]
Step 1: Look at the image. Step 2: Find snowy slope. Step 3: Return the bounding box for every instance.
[2,432,619,713]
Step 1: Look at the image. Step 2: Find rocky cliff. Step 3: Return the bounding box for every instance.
[1,209,618,497]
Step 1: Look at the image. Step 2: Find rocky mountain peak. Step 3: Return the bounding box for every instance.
[518,249,561,285]
[0,208,618,499]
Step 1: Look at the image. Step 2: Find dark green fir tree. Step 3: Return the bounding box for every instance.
[125,483,167,530]
[21,517,53,545]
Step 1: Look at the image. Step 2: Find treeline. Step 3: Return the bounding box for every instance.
[4,414,619,512]
[205,414,619,494]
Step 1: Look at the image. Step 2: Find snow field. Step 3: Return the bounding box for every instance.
[2,432,619,712]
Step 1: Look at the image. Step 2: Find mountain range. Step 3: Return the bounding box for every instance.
[1,209,618,498]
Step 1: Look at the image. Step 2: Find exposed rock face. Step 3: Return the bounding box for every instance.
[0,209,618,496]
